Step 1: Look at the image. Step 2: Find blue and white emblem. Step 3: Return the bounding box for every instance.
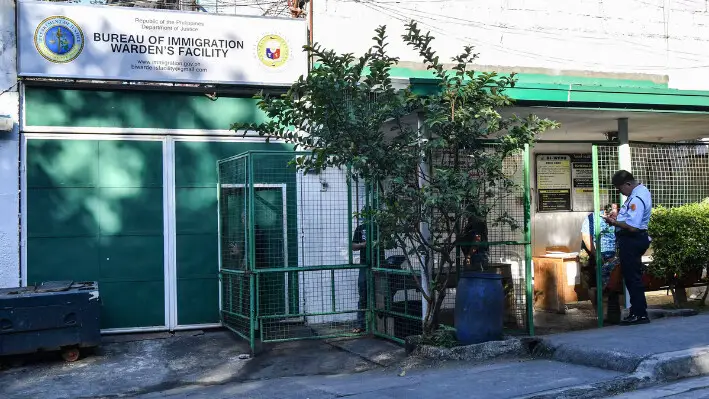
[34,16,84,63]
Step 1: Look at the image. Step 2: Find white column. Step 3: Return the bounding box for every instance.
[0,0,20,288]
[617,117,632,310]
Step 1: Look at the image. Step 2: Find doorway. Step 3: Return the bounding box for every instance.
[219,184,293,318]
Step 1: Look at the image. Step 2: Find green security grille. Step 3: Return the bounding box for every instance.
[218,151,365,352]
[218,148,535,352]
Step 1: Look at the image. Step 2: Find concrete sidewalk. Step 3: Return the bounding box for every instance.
[538,313,709,373]
[525,313,709,398]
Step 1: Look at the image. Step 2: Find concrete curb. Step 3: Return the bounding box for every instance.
[522,343,709,398]
[533,339,643,373]
[516,375,645,399]
[647,308,699,319]
[633,346,709,383]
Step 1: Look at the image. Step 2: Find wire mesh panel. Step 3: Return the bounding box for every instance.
[220,270,252,340]
[595,145,620,208]
[630,144,709,207]
[218,155,253,342]
[371,147,532,342]
[218,151,365,351]
[594,143,709,208]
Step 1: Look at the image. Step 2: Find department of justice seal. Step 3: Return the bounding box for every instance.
[34,16,84,63]
[256,34,290,68]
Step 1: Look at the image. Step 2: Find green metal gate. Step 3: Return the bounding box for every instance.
[218,151,366,352]
[219,147,536,351]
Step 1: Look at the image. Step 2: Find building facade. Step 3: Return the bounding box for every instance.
[3,0,709,334]
[0,0,20,289]
[7,0,308,332]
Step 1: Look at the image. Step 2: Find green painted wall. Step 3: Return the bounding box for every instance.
[23,87,300,328]
[24,87,269,130]
[27,139,165,329]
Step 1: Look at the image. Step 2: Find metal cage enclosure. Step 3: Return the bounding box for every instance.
[218,151,366,352]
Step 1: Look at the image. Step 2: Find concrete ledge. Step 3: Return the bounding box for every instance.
[534,339,644,373]
[527,344,709,398]
[517,375,645,399]
[413,338,529,362]
[634,346,709,383]
[647,308,699,319]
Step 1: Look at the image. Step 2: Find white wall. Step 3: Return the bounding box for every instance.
[0,0,19,288]
[296,168,363,324]
[315,0,709,90]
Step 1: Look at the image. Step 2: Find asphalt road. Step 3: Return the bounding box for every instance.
[613,376,709,399]
[131,359,621,399]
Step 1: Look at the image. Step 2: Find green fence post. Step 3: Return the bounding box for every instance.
[592,145,604,328]
[347,167,354,266]
[216,177,224,321]
[367,181,375,334]
[523,144,534,336]
[249,273,256,353]
[247,154,258,349]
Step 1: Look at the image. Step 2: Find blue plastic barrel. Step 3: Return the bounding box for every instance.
[454,272,504,345]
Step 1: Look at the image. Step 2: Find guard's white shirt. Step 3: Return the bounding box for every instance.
[616,184,653,230]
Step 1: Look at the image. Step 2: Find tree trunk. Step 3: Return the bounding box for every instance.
[422,288,446,337]
[672,284,688,307]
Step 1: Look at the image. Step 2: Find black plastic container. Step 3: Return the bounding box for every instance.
[0,281,101,361]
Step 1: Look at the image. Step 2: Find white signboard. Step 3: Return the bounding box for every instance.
[571,154,594,212]
[17,1,308,86]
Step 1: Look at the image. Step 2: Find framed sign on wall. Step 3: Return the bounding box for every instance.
[570,154,593,212]
[17,1,307,86]
[536,154,572,212]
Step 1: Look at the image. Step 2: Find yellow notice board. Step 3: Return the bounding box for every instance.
[536,154,572,212]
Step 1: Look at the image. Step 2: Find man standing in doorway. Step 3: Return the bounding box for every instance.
[352,219,369,334]
[602,170,652,325]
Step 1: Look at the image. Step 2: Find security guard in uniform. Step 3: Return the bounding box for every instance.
[602,170,652,325]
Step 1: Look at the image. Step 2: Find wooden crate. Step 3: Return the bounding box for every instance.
[533,255,582,313]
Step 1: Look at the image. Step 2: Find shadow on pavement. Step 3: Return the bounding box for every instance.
[0,329,404,399]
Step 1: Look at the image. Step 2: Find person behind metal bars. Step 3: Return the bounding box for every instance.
[227,211,269,314]
[602,170,652,325]
[351,214,370,334]
[229,210,268,270]
[351,206,389,334]
[457,214,490,271]
[580,203,621,324]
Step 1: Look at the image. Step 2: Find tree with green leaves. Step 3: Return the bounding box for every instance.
[235,22,558,338]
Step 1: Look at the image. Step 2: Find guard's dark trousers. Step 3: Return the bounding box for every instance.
[357,268,367,329]
[617,231,651,317]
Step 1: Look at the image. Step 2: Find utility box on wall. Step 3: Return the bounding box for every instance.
[0,115,13,132]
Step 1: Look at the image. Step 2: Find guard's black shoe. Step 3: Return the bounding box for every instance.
[620,314,650,325]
